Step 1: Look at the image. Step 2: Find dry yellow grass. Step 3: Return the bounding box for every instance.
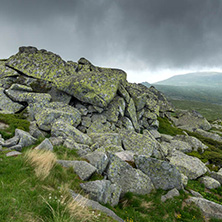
[25,149,57,180]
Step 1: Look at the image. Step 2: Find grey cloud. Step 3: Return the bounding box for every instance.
[0,0,222,80]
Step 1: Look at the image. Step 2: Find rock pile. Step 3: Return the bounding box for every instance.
[1,46,222,219]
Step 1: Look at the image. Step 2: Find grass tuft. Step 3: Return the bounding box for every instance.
[25,149,57,180]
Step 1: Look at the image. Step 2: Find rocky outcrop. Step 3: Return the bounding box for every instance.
[171,110,211,131]
[3,46,222,220]
[199,176,221,189]
[80,180,121,206]
[134,155,183,190]
[107,153,155,195]
[186,197,222,219]
[168,151,208,179]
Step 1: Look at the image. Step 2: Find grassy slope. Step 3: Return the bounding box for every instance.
[170,99,222,121]
[1,115,222,221]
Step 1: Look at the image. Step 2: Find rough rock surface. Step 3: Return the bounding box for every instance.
[120,130,158,157]
[80,180,121,206]
[186,197,222,219]
[0,87,24,113]
[70,191,124,222]
[84,151,109,175]
[161,188,180,202]
[107,153,155,195]
[51,120,92,145]
[173,135,208,152]
[173,110,211,131]
[199,176,221,189]
[35,138,53,151]
[134,155,183,190]
[194,129,222,142]
[168,151,208,179]
[57,160,97,181]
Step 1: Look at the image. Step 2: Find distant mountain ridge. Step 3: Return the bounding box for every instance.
[154,72,222,87]
[142,72,222,105]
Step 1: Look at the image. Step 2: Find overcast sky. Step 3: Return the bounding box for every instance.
[0,0,222,83]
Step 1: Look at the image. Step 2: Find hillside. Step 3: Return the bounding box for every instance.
[142,72,222,113]
[2,47,222,221]
[155,72,222,87]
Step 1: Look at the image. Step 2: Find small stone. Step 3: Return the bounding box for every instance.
[35,139,53,151]
[6,151,22,157]
[199,176,221,189]
[161,188,180,202]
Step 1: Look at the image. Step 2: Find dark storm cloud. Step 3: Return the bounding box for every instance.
[0,0,222,81]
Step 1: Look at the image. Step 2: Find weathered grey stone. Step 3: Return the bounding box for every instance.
[96,145,124,153]
[3,136,19,147]
[120,130,158,157]
[199,176,221,189]
[0,87,24,114]
[63,137,91,156]
[146,129,161,140]
[181,173,188,187]
[29,121,46,139]
[161,134,174,142]
[70,191,124,222]
[82,116,92,128]
[35,139,53,151]
[91,114,107,123]
[55,70,126,108]
[75,103,88,115]
[47,87,72,104]
[107,153,155,195]
[7,47,70,82]
[51,120,92,145]
[90,133,122,147]
[87,121,111,134]
[173,135,208,152]
[80,180,121,206]
[9,144,22,151]
[49,136,64,146]
[135,155,183,190]
[57,160,97,181]
[104,96,125,123]
[210,171,222,184]
[168,151,208,179]
[161,188,180,202]
[9,84,33,92]
[218,168,222,175]
[194,129,222,142]
[115,151,135,162]
[137,109,145,121]
[125,98,140,132]
[118,84,130,104]
[186,197,222,219]
[120,117,135,131]
[35,107,81,131]
[189,190,203,198]
[15,129,37,148]
[170,140,193,153]
[6,151,22,157]
[175,110,211,131]
[84,151,109,174]
[5,89,51,105]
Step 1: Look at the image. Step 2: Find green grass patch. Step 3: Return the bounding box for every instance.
[110,190,204,222]
[0,113,30,139]
[0,149,114,222]
[187,180,222,205]
[170,99,222,121]
[157,117,184,136]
